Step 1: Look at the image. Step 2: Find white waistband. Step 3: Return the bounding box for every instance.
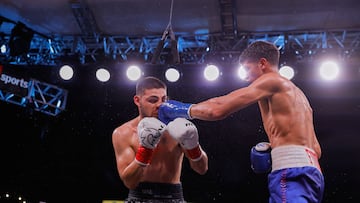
[271,145,321,172]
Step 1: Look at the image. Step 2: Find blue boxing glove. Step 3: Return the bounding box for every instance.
[158,100,193,124]
[250,142,272,174]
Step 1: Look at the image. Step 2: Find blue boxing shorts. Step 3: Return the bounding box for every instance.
[125,182,185,203]
[268,145,325,203]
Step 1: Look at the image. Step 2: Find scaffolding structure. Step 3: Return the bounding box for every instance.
[0,78,68,116]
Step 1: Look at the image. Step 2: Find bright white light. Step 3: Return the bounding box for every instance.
[96,68,110,82]
[319,61,339,81]
[204,64,220,81]
[237,65,247,80]
[0,44,6,53]
[126,65,142,81]
[59,65,74,80]
[279,65,295,80]
[165,68,180,82]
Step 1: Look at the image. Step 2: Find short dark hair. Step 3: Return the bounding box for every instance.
[136,76,167,95]
[239,40,280,66]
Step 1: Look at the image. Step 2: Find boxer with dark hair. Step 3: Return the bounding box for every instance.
[112,76,208,203]
[159,41,324,203]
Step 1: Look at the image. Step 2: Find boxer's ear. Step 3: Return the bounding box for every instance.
[134,95,140,106]
[259,58,267,67]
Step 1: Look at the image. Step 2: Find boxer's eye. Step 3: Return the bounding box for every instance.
[147,96,159,104]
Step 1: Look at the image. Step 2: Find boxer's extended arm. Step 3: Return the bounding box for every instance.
[190,75,279,120]
[158,87,257,122]
[159,73,281,121]
[167,118,208,174]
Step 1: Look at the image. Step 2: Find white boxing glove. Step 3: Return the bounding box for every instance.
[167,118,202,161]
[136,117,166,166]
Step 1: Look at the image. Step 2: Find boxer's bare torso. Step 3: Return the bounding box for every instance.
[257,73,321,157]
[112,117,183,187]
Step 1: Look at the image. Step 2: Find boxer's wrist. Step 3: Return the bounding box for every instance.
[135,159,149,167]
[135,146,153,166]
[187,145,202,161]
[254,142,271,152]
[187,104,193,119]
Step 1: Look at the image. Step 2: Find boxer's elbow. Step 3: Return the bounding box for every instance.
[123,179,138,190]
[192,163,208,175]
[198,166,208,175]
[120,172,140,190]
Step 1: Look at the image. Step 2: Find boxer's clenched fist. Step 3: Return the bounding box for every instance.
[158,100,193,124]
[167,118,202,161]
[135,117,166,166]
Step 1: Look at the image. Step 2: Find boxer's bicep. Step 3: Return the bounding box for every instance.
[221,76,280,112]
[112,127,136,176]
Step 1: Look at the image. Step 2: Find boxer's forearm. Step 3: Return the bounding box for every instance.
[190,98,232,121]
[121,161,146,189]
[189,148,208,175]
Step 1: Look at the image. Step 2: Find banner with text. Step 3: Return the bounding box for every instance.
[0,64,30,97]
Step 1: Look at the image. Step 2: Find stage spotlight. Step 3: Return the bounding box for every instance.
[126,65,142,81]
[96,68,110,82]
[59,64,74,81]
[319,61,339,81]
[237,65,247,81]
[0,44,6,54]
[279,65,295,80]
[9,22,34,57]
[204,64,220,81]
[165,67,180,82]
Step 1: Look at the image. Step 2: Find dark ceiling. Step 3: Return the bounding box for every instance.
[1,0,360,35]
[1,0,360,203]
[1,0,360,66]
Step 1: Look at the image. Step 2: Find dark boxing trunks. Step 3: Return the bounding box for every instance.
[125,182,185,203]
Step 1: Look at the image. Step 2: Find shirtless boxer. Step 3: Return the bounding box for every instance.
[158,41,325,203]
[112,76,208,203]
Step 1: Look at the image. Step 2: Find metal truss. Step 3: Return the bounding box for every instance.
[0,79,68,116]
[1,29,360,66]
[218,0,238,39]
